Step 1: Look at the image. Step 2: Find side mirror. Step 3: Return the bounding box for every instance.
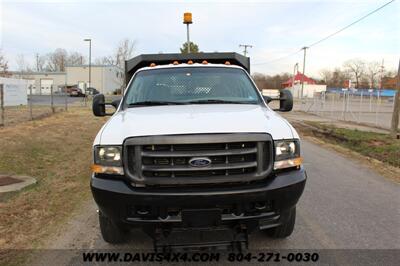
[263,89,293,112]
[92,94,118,116]
[277,89,293,112]
[93,94,106,116]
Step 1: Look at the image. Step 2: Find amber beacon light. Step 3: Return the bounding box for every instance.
[183,12,193,24]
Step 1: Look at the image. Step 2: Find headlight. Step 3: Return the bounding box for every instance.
[92,146,124,175]
[274,140,302,170]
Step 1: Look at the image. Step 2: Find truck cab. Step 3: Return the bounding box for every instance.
[90,53,306,250]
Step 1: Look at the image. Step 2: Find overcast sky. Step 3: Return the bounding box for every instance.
[1,0,399,77]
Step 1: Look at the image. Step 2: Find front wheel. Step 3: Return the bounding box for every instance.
[99,212,128,244]
[265,207,296,238]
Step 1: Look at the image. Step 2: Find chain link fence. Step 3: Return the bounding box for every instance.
[0,84,90,127]
[295,91,397,129]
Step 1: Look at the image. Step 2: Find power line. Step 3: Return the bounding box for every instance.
[252,49,301,66]
[308,0,395,48]
[252,0,395,66]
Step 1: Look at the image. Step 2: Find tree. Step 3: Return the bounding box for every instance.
[0,50,9,77]
[367,61,381,89]
[46,48,68,71]
[93,38,136,91]
[252,72,291,90]
[319,69,333,85]
[343,59,366,88]
[15,54,30,72]
[180,41,200,54]
[115,38,136,68]
[34,53,47,72]
[67,52,86,66]
[94,56,115,65]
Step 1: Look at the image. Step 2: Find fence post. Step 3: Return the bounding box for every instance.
[375,90,380,127]
[64,83,68,111]
[29,85,33,120]
[369,92,372,112]
[0,84,4,127]
[50,85,55,114]
[358,90,363,123]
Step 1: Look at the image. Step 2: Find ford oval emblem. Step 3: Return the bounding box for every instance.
[189,157,211,167]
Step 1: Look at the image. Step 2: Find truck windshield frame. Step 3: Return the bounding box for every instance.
[121,67,262,109]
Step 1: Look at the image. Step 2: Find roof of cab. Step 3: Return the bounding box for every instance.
[125,52,250,84]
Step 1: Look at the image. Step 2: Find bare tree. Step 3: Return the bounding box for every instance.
[34,53,47,72]
[0,50,9,77]
[252,72,291,90]
[46,48,68,71]
[15,54,30,73]
[67,52,86,66]
[367,61,381,89]
[94,56,115,65]
[319,69,333,85]
[115,38,136,68]
[343,59,366,88]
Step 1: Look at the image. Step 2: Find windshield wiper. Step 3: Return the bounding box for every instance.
[187,99,256,104]
[128,101,187,107]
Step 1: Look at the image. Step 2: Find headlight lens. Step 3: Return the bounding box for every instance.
[95,146,122,166]
[92,146,123,175]
[274,140,302,170]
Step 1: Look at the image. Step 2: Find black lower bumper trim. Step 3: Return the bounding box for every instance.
[91,168,306,229]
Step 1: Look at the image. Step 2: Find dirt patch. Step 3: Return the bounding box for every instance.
[0,107,107,264]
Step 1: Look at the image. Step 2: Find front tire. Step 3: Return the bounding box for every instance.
[266,207,296,238]
[99,212,128,244]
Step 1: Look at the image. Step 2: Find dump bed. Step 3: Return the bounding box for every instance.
[124,52,250,85]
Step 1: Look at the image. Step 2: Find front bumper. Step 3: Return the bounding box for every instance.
[91,168,306,229]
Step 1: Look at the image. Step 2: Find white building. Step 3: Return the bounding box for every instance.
[289,84,327,98]
[11,65,124,95]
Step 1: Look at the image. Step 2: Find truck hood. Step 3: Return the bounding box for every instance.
[96,104,296,145]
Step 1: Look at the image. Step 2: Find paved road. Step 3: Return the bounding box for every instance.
[32,140,400,265]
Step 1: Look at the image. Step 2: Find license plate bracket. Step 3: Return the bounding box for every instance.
[182,209,222,228]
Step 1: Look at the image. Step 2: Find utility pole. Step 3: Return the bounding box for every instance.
[36,53,40,71]
[239,44,253,57]
[380,59,385,89]
[390,59,400,138]
[84,38,92,107]
[300,46,308,99]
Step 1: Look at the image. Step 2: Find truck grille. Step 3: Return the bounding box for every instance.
[123,134,273,186]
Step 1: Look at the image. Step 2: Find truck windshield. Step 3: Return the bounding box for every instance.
[123,67,261,107]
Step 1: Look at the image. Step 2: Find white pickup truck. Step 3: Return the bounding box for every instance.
[90,53,306,250]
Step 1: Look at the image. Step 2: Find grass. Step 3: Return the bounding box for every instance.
[301,121,400,168]
[0,107,107,264]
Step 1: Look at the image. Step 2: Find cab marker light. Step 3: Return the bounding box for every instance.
[187,60,193,64]
[172,61,179,65]
[149,63,156,67]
